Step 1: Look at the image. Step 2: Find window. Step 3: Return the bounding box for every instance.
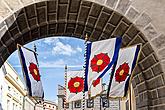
[101,96,109,108]
[74,100,81,108]
[7,100,10,110]
[62,99,69,108]
[87,99,94,108]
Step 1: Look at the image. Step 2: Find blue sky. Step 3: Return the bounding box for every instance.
[8,37,85,102]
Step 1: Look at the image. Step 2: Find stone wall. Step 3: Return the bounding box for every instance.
[0,0,165,109]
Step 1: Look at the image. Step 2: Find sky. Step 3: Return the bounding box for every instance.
[7,36,85,103]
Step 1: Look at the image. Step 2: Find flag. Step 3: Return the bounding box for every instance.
[66,70,88,102]
[84,37,122,92]
[107,45,141,97]
[90,78,103,98]
[17,45,44,98]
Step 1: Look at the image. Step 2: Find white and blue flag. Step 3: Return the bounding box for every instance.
[18,45,44,98]
[84,37,122,92]
[107,45,141,98]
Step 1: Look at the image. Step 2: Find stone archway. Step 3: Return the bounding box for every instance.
[0,0,165,109]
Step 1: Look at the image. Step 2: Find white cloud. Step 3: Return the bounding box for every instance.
[52,41,76,56]
[76,46,82,53]
[43,38,60,45]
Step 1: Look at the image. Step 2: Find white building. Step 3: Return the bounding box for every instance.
[43,100,58,110]
[57,84,136,110]
[0,62,44,110]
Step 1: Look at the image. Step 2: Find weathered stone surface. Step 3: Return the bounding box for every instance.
[142,42,153,56]
[109,13,122,26]
[0,1,11,18]
[144,23,158,40]
[157,86,165,97]
[135,13,151,29]
[158,48,165,60]
[147,75,164,90]
[152,63,163,76]
[20,0,34,6]
[116,0,131,14]
[106,0,118,8]
[0,26,8,39]
[126,25,139,38]
[4,0,22,11]
[148,89,158,100]
[113,22,128,36]
[126,6,139,21]
[137,82,147,93]
[139,54,156,70]
[143,69,154,80]
[90,3,102,17]
[151,34,165,49]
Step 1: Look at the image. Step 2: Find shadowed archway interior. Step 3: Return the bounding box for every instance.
[0,0,164,110]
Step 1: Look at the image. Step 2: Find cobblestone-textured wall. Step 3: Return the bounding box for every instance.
[0,0,165,109]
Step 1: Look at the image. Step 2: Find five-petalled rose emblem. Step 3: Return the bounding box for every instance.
[90,53,110,73]
[115,62,130,83]
[68,76,84,93]
[29,62,40,81]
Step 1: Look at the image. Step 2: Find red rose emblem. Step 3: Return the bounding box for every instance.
[29,62,40,81]
[68,77,84,93]
[115,62,130,83]
[92,78,101,87]
[90,53,110,73]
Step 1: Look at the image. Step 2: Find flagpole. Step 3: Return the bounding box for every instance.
[82,34,88,110]
[64,65,67,110]
[129,86,132,110]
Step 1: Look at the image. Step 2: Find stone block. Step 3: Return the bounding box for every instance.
[5,0,23,12]
[151,97,165,106]
[137,82,147,93]
[126,25,139,38]
[142,42,153,56]
[90,29,102,40]
[157,86,165,98]
[151,34,165,50]
[28,18,38,28]
[106,0,118,8]
[37,7,46,24]
[69,0,80,13]
[113,22,128,36]
[148,90,158,100]
[104,23,115,35]
[147,75,164,90]
[116,0,131,14]
[78,6,90,24]
[0,1,11,18]
[138,52,145,62]
[22,31,31,44]
[152,63,163,76]
[143,69,154,80]
[96,12,110,30]
[109,13,122,26]
[7,41,16,54]
[40,25,48,37]
[90,3,102,18]
[126,6,139,21]
[21,0,34,6]
[47,1,56,13]
[158,48,165,60]
[139,54,156,70]
[0,26,8,39]
[25,5,36,19]
[129,35,146,46]
[5,15,15,29]
[135,13,151,29]
[144,23,158,40]
[36,1,46,8]
[16,14,28,32]
[138,73,145,82]
[86,17,97,28]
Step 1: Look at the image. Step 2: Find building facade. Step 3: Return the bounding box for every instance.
[43,100,57,110]
[0,62,44,110]
[57,85,132,110]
